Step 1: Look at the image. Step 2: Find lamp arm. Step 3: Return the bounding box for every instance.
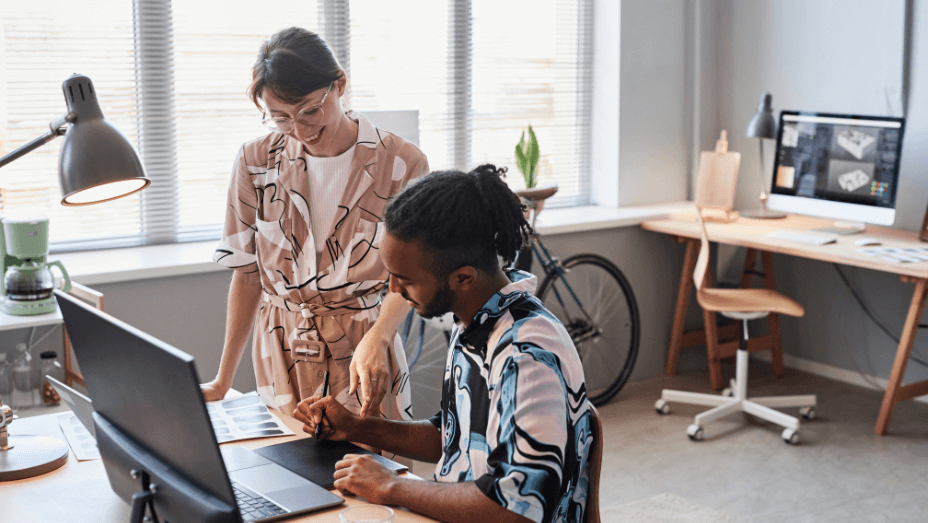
[0,112,76,169]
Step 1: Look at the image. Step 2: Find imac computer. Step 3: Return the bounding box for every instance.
[768,111,905,233]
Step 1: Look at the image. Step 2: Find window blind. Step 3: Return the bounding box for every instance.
[350,0,593,206]
[0,1,144,251]
[169,1,320,244]
[0,0,592,253]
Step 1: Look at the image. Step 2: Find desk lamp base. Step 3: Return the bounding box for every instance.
[0,402,70,481]
[742,208,787,219]
[743,191,787,220]
[0,434,70,481]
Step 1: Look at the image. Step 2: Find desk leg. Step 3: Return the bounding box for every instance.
[665,239,699,377]
[760,251,785,378]
[701,268,724,390]
[875,277,928,436]
[740,248,757,288]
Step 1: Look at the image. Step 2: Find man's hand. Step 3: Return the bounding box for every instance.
[200,379,229,402]
[293,395,357,440]
[349,330,391,417]
[333,454,400,504]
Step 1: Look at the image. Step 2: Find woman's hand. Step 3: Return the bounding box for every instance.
[200,378,230,403]
[349,329,391,417]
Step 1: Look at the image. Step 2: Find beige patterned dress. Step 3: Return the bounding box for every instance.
[214,113,428,420]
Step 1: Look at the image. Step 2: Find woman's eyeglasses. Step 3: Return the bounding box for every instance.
[261,83,333,133]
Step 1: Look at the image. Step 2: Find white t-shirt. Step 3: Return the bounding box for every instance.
[306,145,356,254]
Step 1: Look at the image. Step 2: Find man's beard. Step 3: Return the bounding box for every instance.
[410,283,456,319]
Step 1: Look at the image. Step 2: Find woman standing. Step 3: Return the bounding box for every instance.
[202,27,427,422]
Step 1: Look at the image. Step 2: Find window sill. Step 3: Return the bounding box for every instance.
[534,201,692,235]
[56,201,693,286]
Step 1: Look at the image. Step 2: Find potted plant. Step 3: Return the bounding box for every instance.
[514,125,540,189]
[513,125,557,218]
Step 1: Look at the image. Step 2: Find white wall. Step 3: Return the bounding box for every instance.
[618,0,690,206]
[709,0,928,385]
[590,0,620,208]
[718,0,908,219]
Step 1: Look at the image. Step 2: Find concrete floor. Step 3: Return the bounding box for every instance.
[410,360,928,521]
[596,361,928,522]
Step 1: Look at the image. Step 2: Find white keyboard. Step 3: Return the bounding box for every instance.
[765,230,838,246]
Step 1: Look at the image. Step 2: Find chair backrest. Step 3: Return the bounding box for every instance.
[585,403,603,523]
[692,207,711,294]
[693,130,741,214]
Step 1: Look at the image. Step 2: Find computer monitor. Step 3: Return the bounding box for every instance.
[54,291,344,523]
[768,111,905,232]
[55,291,240,522]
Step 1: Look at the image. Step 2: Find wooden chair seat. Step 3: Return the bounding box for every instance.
[698,287,804,317]
[656,207,816,446]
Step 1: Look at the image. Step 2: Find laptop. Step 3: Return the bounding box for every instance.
[55,291,344,523]
[47,375,96,440]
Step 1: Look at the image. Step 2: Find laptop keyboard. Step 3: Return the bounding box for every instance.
[232,482,287,522]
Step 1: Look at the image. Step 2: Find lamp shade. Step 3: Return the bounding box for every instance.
[57,74,151,206]
[745,92,776,139]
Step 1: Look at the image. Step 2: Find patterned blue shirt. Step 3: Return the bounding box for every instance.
[428,270,592,523]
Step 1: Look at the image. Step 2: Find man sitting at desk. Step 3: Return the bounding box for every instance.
[294,164,594,523]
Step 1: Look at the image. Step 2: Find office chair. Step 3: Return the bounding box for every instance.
[654,207,817,444]
[585,404,602,523]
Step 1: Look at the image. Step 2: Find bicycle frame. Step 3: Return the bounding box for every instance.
[529,237,601,344]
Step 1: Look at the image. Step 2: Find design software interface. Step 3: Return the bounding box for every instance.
[772,113,904,208]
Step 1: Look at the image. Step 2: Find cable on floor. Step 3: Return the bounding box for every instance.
[832,263,928,369]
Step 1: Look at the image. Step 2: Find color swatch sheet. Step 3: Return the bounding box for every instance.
[857,247,928,263]
[58,412,100,461]
[207,391,295,443]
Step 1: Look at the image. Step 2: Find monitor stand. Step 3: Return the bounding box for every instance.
[814,221,866,235]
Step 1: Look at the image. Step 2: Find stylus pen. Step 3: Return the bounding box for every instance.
[315,370,329,439]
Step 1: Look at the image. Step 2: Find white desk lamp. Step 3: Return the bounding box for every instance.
[742,93,786,219]
[0,74,150,481]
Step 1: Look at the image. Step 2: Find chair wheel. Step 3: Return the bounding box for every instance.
[687,424,704,441]
[721,387,734,398]
[655,399,671,415]
[782,428,800,445]
[800,406,816,421]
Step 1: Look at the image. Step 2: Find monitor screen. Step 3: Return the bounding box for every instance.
[768,111,905,226]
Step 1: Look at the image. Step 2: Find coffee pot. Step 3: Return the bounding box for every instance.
[0,216,71,316]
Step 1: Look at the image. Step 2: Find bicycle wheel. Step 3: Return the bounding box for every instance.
[399,310,453,419]
[537,254,640,406]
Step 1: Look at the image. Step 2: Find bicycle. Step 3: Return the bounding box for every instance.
[400,185,640,410]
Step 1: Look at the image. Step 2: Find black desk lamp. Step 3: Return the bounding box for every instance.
[742,93,786,219]
[0,74,151,481]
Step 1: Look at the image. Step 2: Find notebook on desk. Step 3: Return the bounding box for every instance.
[252,438,408,489]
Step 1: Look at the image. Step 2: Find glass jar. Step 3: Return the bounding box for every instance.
[39,350,62,406]
[11,343,35,409]
[0,353,12,401]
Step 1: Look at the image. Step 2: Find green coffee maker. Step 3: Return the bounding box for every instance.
[0,216,71,315]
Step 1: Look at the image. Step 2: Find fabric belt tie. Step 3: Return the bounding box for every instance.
[263,292,379,365]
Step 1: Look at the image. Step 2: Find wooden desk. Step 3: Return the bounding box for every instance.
[0,411,437,523]
[642,211,928,436]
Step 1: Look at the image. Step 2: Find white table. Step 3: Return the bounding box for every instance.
[0,410,437,523]
[0,306,61,332]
